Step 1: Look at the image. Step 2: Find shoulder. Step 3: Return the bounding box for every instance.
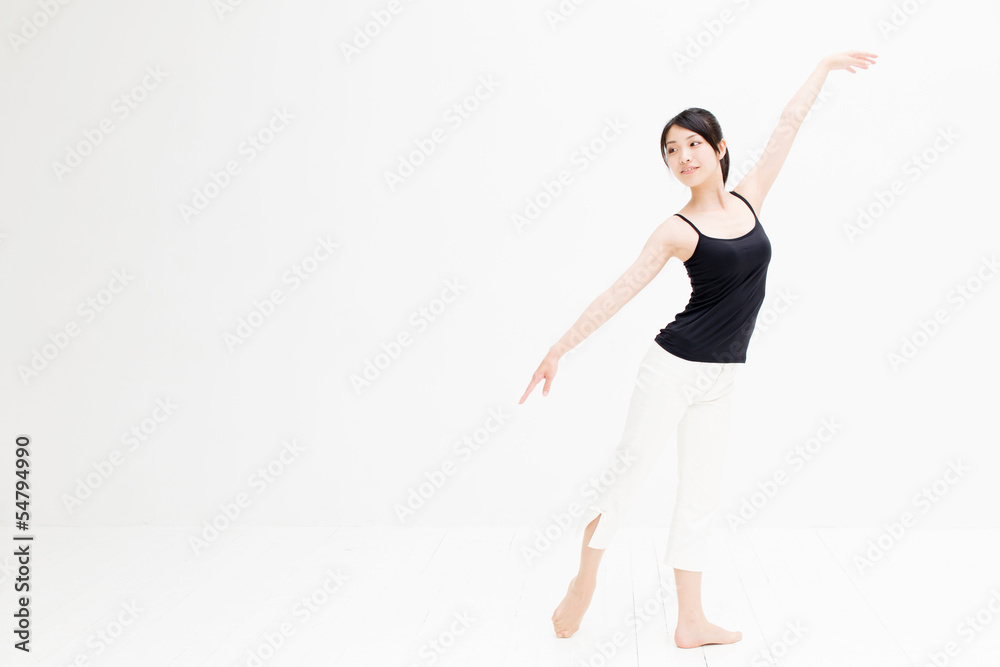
[730,184,765,217]
[649,214,697,256]
[656,214,697,238]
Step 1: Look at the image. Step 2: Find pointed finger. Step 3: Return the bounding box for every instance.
[520,378,538,403]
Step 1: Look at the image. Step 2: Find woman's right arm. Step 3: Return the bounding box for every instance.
[519,219,681,403]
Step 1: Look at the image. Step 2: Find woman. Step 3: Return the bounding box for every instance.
[518,50,878,648]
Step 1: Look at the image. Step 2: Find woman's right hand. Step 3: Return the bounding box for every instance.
[519,350,560,404]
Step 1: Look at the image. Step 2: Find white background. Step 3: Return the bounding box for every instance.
[1,0,997,541]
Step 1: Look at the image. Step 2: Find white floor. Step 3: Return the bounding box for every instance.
[9,525,1000,666]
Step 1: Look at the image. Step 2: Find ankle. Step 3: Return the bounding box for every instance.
[677,612,707,625]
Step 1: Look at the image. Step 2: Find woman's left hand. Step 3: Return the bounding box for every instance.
[823,51,878,73]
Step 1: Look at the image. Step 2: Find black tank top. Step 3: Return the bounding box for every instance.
[654,190,771,363]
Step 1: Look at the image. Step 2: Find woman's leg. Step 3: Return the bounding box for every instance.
[551,513,606,638]
[552,342,693,638]
[664,365,742,648]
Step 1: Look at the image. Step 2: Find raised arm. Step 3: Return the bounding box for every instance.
[734,50,878,213]
[519,220,680,402]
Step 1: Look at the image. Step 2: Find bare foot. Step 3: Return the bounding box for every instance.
[551,576,596,638]
[674,618,742,648]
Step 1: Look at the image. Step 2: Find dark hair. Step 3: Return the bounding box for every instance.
[660,107,728,186]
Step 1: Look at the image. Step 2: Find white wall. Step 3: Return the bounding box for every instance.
[1,0,997,539]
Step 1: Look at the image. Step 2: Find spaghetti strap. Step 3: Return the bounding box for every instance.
[728,190,759,222]
[673,213,701,235]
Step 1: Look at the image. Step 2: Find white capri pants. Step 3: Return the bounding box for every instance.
[579,340,740,572]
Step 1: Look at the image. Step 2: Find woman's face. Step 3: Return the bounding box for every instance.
[664,125,724,184]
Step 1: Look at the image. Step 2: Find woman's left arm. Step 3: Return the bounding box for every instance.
[734,51,878,212]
